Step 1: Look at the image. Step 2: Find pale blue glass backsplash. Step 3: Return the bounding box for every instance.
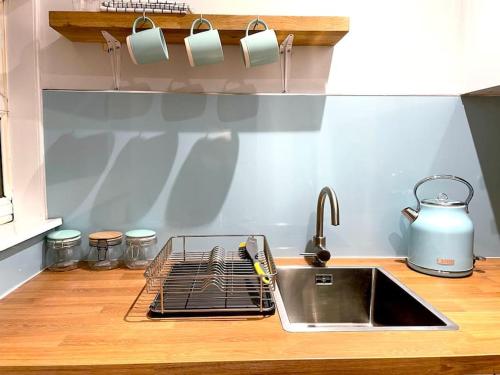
[43,92,500,257]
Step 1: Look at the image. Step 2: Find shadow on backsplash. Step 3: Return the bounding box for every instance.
[166,131,239,227]
[161,85,207,121]
[217,92,259,123]
[90,131,178,227]
[462,96,500,233]
[44,91,326,132]
[388,216,410,257]
[44,132,114,215]
[43,91,327,242]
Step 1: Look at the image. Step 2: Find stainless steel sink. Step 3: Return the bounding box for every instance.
[274,266,457,332]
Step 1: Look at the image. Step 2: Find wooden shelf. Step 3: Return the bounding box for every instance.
[49,11,349,46]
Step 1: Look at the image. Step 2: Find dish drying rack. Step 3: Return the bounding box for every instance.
[144,235,277,317]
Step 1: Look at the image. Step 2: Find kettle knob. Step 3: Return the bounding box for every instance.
[437,192,448,202]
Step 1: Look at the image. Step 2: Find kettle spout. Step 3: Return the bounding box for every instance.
[402,207,419,223]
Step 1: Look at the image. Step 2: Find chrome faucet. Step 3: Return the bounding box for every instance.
[302,186,340,266]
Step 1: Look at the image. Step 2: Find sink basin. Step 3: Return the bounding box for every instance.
[274,266,457,332]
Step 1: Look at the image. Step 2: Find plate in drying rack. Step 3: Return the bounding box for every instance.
[144,235,276,318]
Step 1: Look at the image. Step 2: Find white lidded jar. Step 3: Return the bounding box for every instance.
[46,229,82,271]
[124,229,157,269]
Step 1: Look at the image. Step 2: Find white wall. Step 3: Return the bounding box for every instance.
[0,1,7,107]
[462,0,500,94]
[6,0,47,225]
[39,0,465,94]
[0,235,45,298]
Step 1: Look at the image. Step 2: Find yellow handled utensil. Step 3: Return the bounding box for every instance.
[240,237,270,285]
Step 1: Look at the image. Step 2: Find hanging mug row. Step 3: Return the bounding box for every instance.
[126,16,279,68]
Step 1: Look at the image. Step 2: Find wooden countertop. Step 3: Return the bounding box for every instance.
[0,258,499,374]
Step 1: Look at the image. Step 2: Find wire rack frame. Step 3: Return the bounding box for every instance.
[144,234,277,316]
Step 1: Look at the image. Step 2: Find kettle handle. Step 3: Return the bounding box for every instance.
[413,175,474,213]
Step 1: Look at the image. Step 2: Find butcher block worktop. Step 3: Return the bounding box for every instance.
[0,258,499,374]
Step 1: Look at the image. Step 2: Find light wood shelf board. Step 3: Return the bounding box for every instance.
[49,11,349,46]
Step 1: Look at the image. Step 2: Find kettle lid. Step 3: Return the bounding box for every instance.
[421,193,465,207]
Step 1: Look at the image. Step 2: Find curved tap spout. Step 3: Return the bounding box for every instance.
[315,186,340,245]
[303,186,339,266]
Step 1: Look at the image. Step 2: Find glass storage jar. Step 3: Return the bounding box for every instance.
[124,229,157,269]
[46,230,82,271]
[87,231,123,270]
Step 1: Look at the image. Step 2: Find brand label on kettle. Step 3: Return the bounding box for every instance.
[437,258,455,266]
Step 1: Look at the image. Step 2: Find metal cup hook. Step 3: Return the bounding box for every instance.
[253,15,260,30]
[142,8,146,20]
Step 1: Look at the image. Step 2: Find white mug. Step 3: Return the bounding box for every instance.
[240,18,279,68]
[184,17,224,67]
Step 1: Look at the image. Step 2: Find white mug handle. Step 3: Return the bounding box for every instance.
[132,16,155,34]
[190,17,214,36]
[245,18,269,37]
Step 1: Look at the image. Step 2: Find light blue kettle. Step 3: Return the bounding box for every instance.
[402,175,481,278]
